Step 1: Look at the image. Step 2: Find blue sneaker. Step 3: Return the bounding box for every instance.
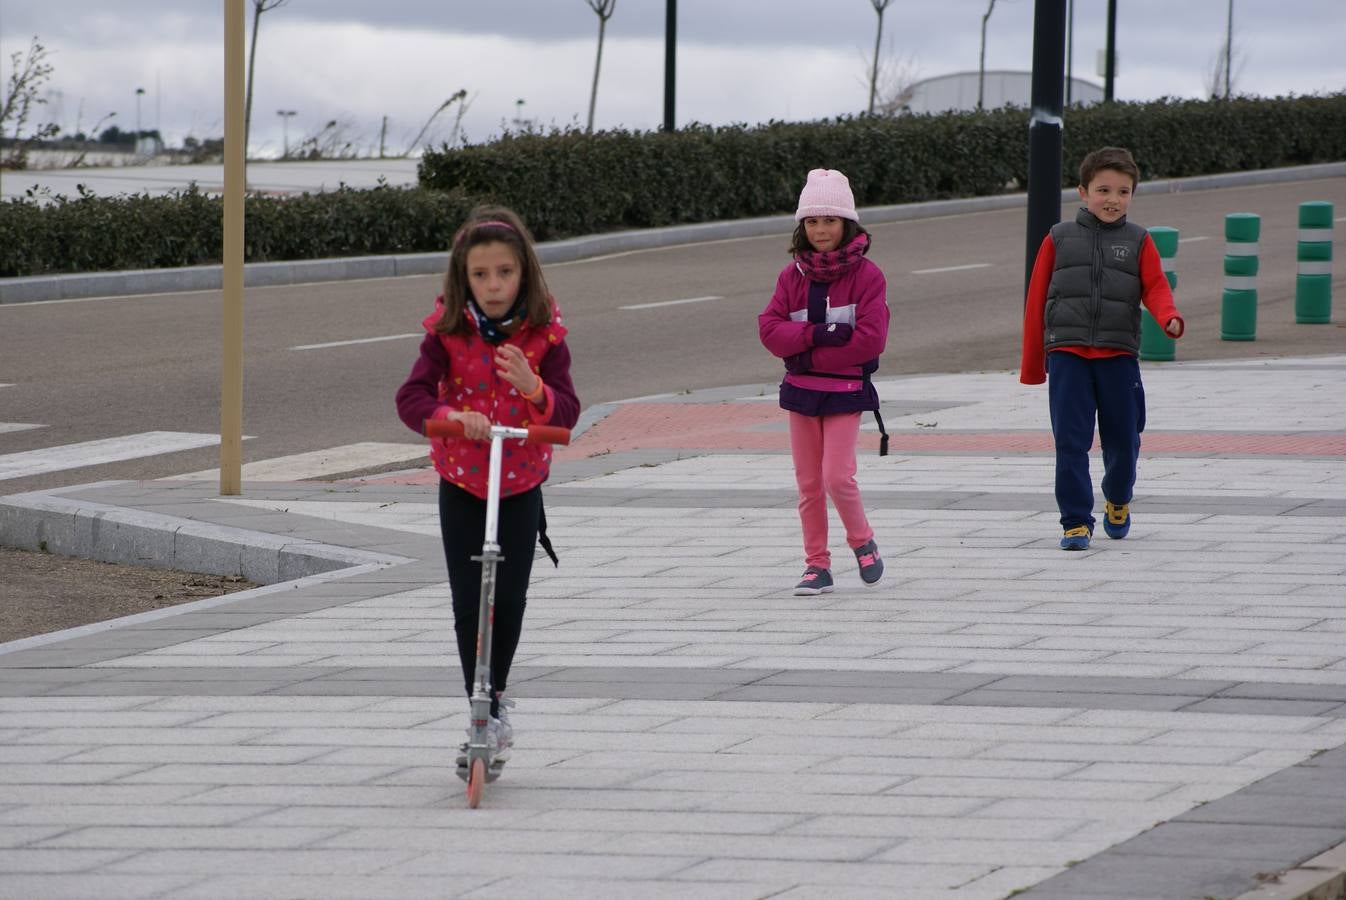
[1103,501,1131,539]
[1060,524,1092,551]
[853,539,884,586]
[793,566,834,595]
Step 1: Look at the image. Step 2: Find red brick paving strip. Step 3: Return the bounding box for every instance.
[358,402,1346,485]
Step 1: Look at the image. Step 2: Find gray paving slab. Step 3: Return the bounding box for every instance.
[4,354,1346,897]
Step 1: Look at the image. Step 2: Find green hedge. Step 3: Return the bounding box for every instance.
[3,95,1342,278]
[1,183,477,278]
[420,95,1345,241]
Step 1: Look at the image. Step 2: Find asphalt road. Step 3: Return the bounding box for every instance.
[2,177,1343,496]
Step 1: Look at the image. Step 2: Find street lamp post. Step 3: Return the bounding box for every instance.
[277,109,297,158]
[134,87,145,154]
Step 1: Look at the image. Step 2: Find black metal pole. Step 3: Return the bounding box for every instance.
[1025,0,1067,296]
[1104,0,1117,102]
[663,0,676,131]
[1065,0,1074,105]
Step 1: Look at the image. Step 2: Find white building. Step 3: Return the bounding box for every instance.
[899,70,1105,114]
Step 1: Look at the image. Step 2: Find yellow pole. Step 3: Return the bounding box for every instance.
[220,0,245,495]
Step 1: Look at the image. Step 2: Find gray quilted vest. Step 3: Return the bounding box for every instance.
[1044,208,1147,353]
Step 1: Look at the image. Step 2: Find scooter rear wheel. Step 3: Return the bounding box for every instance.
[467,757,486,808]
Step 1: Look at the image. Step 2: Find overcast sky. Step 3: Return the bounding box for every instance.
[4,1,1344,158]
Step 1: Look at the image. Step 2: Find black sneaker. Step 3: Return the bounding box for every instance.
[854,539,884,586]
[793,566,834,595]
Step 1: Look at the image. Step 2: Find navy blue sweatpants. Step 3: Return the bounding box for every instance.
[1046,352,1147,531]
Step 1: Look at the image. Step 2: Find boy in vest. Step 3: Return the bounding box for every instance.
[1020,146,1184,550]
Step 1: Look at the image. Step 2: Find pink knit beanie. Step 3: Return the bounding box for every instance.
[795,168,859,222]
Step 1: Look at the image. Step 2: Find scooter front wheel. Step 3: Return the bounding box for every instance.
[467,757,486,808]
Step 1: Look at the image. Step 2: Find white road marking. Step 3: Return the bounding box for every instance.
[290,333,421,351]
[910,263,991,275]
[0,423,44,435]
[1177,236,1211,243]
[0,432,227,480]
[164,442,427,482]
[619,295,723,311]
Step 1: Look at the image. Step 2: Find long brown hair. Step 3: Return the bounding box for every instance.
[435,205,553,335]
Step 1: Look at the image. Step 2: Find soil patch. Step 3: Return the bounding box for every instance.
[0,546,258,644]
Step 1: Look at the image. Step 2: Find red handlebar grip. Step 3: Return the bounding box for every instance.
[424,418,465,439]
[526,425,572,446]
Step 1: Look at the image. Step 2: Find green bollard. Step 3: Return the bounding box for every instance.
[1221,213,1260,341]
[1295,201,1333,324]
[1141,226,1178,361]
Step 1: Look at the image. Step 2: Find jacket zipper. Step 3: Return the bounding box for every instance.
[1089,225,1103,344]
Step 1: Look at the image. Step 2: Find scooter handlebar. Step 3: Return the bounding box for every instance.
[524,425,572,446]
[424,419,571,446]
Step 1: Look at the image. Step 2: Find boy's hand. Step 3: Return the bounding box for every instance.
[1164,318,1183,337]
[495,344,541,396]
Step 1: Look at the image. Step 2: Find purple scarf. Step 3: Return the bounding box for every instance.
[794,232,870,283]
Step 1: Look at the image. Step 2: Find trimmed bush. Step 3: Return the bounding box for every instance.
[1,183,477,278]
[3,95,1342,278]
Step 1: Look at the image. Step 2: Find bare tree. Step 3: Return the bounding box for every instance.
[977,0,998,110]
[584,0,617,132]
[244,0,290,158]
[866,0,894,115]
[404,89,471,156]
[1205,39,1246,100]
[1206,0,1245,99]
[295,118,358,160]
[1,37,60,169]
[872,53,921,116]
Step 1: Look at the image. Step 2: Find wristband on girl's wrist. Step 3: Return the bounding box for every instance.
[522,380,545,404]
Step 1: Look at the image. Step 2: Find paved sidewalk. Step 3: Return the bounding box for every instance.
[2,355,1346,899]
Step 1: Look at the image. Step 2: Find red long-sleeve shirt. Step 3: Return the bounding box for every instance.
[1019,232,1184,385]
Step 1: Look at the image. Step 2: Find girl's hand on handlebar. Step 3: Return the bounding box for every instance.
[449,410,491,441]
[495,344,541,396]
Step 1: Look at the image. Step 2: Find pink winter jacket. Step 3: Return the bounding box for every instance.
[395,297,580,499]
[758,257,889,396]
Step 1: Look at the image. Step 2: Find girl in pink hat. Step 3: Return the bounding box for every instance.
[758,169,890,595]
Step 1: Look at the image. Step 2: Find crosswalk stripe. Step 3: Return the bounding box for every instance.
[0,432,226,481]
[163,442,427,482]
[0,423,44,435]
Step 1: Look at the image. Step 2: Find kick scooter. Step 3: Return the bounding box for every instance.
[425,418,571,808]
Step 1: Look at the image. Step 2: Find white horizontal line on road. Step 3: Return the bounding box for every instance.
[0,431,228,480]
[0,423,44,435]
[165,442,427,482]
[910,263,991,275]
[620,295,723,311]
[1177,236,1210,243]
[291,333,421,351]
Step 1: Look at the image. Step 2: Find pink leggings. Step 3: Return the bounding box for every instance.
[789,411,873,569]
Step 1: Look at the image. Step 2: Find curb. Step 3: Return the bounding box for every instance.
[4,162,1344,304]
[0,483,411,585]
[1233,841,1346,900]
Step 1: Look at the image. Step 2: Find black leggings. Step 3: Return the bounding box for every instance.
[438,480,541,714]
